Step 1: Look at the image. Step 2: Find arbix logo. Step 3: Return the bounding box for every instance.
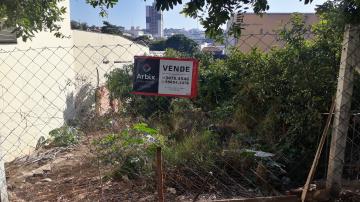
[143,64,152,73]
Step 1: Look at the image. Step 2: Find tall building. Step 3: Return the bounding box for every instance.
[146,1,163,38]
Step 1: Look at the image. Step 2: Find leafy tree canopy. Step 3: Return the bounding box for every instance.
[101,21,123,35]
[0,0,66,41]
[133,35,152,46]
[1,0,359,41]
[317,0,360,25]
[150,34,199,55]
[71,21,90,31]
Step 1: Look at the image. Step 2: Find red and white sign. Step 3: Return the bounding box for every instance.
[132,56,199,98]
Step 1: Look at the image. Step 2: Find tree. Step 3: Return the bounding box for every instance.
[86,0,311,40]
[150,34,198,55]
[86,0,120,17]
[71,21,81,30]
[175,0,359,40]
[166,34,199,54]
[2,0,359,41]
[80,22,89,31]
[317,0,360,25]
[150,40,166,51]
[71,21,91,31]
[133,35,152,45]
[101,21,123,35]
[0,0,66,41]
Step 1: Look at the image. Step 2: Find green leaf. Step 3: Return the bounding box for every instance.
[133,123,158,135]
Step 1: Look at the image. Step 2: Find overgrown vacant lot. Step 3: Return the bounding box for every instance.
[5,13,360,202]
[6,132,155,202]
[5,114,220,202]
[5,115,153,201]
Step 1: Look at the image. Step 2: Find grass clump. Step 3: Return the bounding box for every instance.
[49,125,81,147]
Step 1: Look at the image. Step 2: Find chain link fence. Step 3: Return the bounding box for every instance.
[0,42,153,201]
[0,24,360,202]
[325,25,360,199]
[158,25,360,201]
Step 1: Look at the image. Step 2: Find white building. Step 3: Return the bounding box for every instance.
[0,0,149,161]
[146,1,164,38]
[186,29,206,44]
[200,43,225,56]
[127,26,145,38]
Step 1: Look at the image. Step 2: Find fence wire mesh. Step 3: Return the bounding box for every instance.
[325,25,360,199]
[0,24,359,202]
[0,42,154,201]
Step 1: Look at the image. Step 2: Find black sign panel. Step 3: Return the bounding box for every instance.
[133,57,160,93]
[132,56,199,98]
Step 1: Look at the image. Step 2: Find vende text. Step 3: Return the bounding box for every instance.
[163,65,190,72]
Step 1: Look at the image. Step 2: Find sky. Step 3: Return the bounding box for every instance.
[70,0,327,30]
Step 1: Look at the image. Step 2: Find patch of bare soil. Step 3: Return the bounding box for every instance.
[6,132,156,202]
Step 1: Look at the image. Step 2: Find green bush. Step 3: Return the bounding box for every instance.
[105,65,172,118]
[150,34,199,56]
[49,125,81,147]
[104,14,360,185]
[93,123,165,179]
[164,130,219,169]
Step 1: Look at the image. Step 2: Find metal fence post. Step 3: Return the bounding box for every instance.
[156,147,164,202]
[0,151,9,202]
[326,24,360,196]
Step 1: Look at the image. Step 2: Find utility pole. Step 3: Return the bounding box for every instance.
[326,24,360,196]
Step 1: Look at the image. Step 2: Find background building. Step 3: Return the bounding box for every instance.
[146,1,164,38]
[127,26,145,38]
[226,13,318,52]
[164,28,207,44]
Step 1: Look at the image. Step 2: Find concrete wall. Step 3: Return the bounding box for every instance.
[0,2,150,161]
[72,30,149,86]
[67,31,149,129]
[0,0,75,161]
